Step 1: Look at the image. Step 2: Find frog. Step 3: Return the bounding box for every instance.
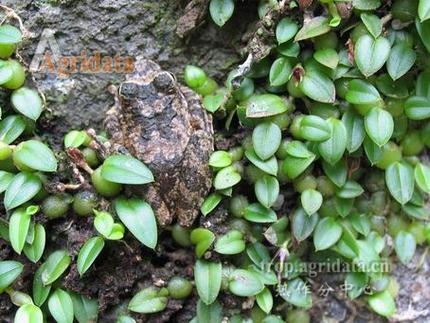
[104,58,214,227]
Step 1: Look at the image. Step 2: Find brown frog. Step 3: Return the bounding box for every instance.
[104,58,214,227]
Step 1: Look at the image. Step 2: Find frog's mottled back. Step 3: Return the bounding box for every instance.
[104,58,214,227]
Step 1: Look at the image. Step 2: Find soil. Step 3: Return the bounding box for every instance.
[1,1,430,322]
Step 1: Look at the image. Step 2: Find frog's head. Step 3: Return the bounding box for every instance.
[119,70,177,102]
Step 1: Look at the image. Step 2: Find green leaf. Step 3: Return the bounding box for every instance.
[360,13,382,38]
[244,94,290,118]
[354,239,381,273]
[64,130,88,148]
[276,18,298,44]
[375,74,409,99]
[0,260,23,293]
[209,0,234,27]
[77,237,105,276]
[334,196,354,218]
[346,79,381,105]
[213,165,241,190]
[345,272,368,299]
[14,304,43,323]
[70,292,98,323]
[416,18,430,53]
[203,90,227,113]
[252,122,282,160]
[342,109,365,153]
[368,290,396,317]
[292,208,319,241]
[394,231,416,265]
[336,180,364,199]
[353,0,380,10]
[48,289,74,323]
[246,242,271,268]
[363,136,383,165]
[277,41,300,57]
[269,57,292,86]
[9,207,32,254]
[4,172,42,210]
[364,108,393,147]
[209,151,232,168]
[196,300,223,323]
[228,269,264,297]
[115,197,158,249]
[128,287,168,314]
[415,163,430,193]
[299,115,332,142]
[405,96,430,120]
[313,217,342,251]
[214,230,245,255]
[285,140,314,158]
[387,43,416,81]
[318,118,347,165]
[245,149,278,176]
[201,193,222,216]
[366,232,384,255]
[256,288,273,314]
[194,260,222,305]
[386,162,414,205]
[14,140,58,172]
[300,69,336,103]
[0,61,13,85]
[93,211,114,238]
[402,203,429,220]
[0,115,26,144]
[41,250,71,285]
[11,87,43,121]
[350,213,371,237]
[279,278,312,308]
[354,35,390,77]
[301,189,322,216]
[264,217,289,247]
[322,159,347,187]
[294,16,330,41]
[416,71,430,98]
[190,228,215,258]
[117,316,136,323]
[419,0,430,22]
[244,203,277,223]
[101,155,154,185]
[336,225,359,258]
[32,265,51,306]
[248,265,278,286]
[255,175,279,208]
[23,224,46,263]
[106,223,124,240]
[0,25,22,44]
[282,153,315,180]
[314,48,339,69]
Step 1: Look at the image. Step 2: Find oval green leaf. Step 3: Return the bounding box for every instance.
[194,260,222,305]
[4,172,42,210]
[354,35,390,77]
[48,289,74,323]
[11,87,43,121]
[14,140,58,172]
[115,197,158,249]
[77,236,105,276]
[101,155,154,185]
[386,162,414,205]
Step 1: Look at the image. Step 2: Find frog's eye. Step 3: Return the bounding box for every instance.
[153,72,176,93]
[119,82,140,99]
